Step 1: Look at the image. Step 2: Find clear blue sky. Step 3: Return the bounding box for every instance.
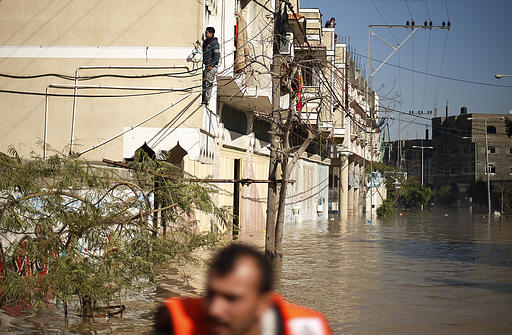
[300,0,512,140]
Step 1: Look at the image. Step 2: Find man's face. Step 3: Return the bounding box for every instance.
[205,257,272,335]
[205,30,213,39]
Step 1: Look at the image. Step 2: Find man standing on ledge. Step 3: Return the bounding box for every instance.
[202,27,220,105]
[154,243,331,335]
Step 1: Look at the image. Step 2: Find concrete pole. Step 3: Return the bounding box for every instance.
[348,160,354,216]
[485,119,491,217]
[340,154,349,218]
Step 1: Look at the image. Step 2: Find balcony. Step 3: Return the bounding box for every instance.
[333,127,345,143]
[300,111,318,125]
[319,121,333,134]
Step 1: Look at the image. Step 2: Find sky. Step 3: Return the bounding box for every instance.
[300,0,512,141]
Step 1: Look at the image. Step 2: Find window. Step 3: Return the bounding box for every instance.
[487,126,496,134]
[451,148,458,154]
[450,167,458,175]
[509,168,512,175]
[464,147,469,154]
[509,147,512,154]
[488,164,496,174]
[488,146,496,154]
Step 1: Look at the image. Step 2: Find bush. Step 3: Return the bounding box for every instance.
[377,198,394,217]
[396,177,432,208]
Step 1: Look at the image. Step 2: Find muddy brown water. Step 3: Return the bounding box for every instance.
[2,209,512,334]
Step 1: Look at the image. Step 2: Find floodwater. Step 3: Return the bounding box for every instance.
[276,210,512,334]
[1,209,512,334]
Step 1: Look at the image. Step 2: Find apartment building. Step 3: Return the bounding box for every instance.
[431,108,512,186]
[0,0,384,233]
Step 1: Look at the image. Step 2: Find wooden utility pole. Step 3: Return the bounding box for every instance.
[265,0,282,258]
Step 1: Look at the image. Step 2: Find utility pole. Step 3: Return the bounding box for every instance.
[485,119,491,218]
[412,144,433,210]
[265,0,282,258]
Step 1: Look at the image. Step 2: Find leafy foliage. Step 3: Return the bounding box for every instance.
[396,177,433,208]
[435,183,460,206]
[0,149,228,311]
[376,198,394,217]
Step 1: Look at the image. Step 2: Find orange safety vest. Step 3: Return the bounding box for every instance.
[163,293,331,335]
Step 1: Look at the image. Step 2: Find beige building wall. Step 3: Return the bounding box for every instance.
[0,0,209,161]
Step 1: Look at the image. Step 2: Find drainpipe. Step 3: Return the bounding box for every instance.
[43,87,49,160]
[69,65,191,155]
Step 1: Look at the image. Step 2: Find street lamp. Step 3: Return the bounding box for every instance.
[412,145,434,186]
[466,116,505,217]
[495,74,512,79]
[412,145,433,211]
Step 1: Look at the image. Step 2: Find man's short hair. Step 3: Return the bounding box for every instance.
[209,243,273,293]
[206,27,215,35]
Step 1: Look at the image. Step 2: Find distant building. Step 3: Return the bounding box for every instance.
[431,107,512,186]
[384,136,432,185]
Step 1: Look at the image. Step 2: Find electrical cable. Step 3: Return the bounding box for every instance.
[404,0,414,21]
[352,51,512,88]
[421,29,431,108]
[434,30,449,103]
[0,87,199,98]
[371,0,400,45]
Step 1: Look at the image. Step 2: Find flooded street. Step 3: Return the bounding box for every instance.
[276,210,512,334]
[2,209,512,334]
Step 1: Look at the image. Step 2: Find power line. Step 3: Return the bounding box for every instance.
[353,51,512,88]
[421,30,432,108]
[0,87,198,98]
[371,0,400,45]
[0,70,200,81]
[434,30,449,103]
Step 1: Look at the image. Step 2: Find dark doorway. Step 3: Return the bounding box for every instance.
[233,159,241,238]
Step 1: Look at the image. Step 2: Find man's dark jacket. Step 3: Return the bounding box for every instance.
[203,37,220,67]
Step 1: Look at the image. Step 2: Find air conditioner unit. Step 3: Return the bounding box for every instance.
[280,32,294,57]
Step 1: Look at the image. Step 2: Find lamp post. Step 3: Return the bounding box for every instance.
[495,74,512,79]
[412,144,433,210]
[466,116,504,217]
[412,145,434,186]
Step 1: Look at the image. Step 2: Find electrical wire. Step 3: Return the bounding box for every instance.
[404,0,414,21]
[421,29,431,108]
[444,0,451,21]
[352,51,512,88]
[0,87,199,98]
[371,0,400,45]
[434,30,449,103]
[0,70,201,81]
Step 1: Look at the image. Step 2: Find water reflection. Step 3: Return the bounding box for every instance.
[2,209,512,334]
[275,209,512,334]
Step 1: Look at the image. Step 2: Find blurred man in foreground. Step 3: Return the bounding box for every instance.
[154,243,331,335]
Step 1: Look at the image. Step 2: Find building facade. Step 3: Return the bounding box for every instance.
[431,109,512,186]
[0,0,384,235]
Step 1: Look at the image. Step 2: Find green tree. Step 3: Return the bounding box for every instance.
[0,148,228,313]
[435,182,460,205]
[396,177,432,208]
[376,198,394,217]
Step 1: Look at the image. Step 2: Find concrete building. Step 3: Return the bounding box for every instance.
[328,42,385,218]
[431,108,512,186]
[0,0,386,235]
[384,136,433,186]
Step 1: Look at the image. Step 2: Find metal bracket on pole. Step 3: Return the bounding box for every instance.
[371,27,417,79]
[368,24,450,90]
